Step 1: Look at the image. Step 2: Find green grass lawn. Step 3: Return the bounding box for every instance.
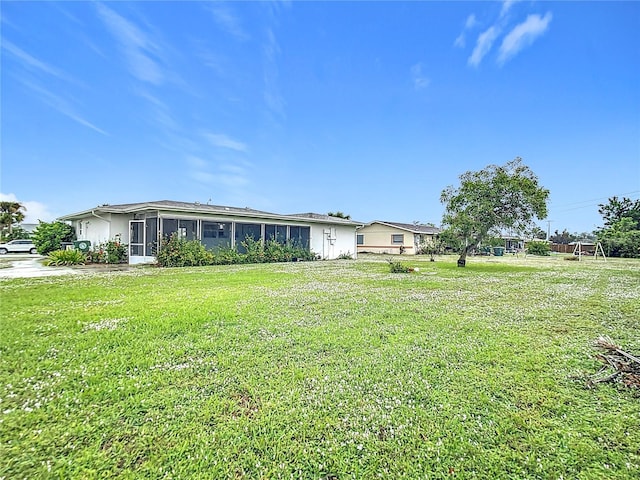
[1,254,638,479]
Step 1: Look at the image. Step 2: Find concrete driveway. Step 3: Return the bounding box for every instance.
[0,254,77,278]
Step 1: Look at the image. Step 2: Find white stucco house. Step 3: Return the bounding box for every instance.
[356,221,441,255]
[58,200,360,264]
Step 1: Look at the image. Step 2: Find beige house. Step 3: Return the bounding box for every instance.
[356,221,440,255]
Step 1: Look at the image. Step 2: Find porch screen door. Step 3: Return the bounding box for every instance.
[129,220,145,257]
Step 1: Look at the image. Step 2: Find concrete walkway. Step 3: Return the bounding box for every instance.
[0,255,78,279]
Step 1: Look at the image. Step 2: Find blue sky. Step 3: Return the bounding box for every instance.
[1,1,639,235]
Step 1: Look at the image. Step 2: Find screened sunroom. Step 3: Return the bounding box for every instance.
[59,200,357,264]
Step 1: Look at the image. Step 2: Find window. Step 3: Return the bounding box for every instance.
[162,218,178,240]
[235,223,262,253]
[356,234,364,245]
[202,221,231,250]
[289,226,310,249]
[265,224,287,244]
[392,234,404,244]
[162,218,196,241]
[179,220,197,240]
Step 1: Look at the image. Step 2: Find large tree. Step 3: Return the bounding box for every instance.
[598,196,640,229]
[440,158,549,267]
[0,201,26,239]
[596,196,640,258]
[31,221,75,255]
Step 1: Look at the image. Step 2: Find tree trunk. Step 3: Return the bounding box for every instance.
[457,249,468,267]
[457,243,476,267]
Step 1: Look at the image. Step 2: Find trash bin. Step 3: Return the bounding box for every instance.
[73,240,91,252]
[493,246,505,256]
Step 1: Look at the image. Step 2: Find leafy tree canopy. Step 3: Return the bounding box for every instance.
[596,197,640,258]
[440,157,549,266]
[31,221,76,255]
[0,201,26,240]
[327,211,351,220]
[598,196,640,230]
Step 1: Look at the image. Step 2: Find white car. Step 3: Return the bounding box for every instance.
[0,239,38,254]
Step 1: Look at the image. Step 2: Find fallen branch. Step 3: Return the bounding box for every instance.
[589,336,640,389]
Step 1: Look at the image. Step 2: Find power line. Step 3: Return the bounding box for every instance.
[550,190,640,214]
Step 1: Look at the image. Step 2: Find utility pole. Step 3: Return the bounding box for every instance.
[546,220,553,241]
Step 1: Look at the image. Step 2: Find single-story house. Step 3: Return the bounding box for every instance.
[356,221,440,255]
[58,200,361,264]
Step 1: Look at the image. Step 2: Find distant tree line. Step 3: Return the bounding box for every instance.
[595,196,640,258]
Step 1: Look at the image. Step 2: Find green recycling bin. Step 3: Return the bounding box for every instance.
[74,240,92,252]
[493,246,505,256]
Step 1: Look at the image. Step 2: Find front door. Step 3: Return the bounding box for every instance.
[129,220,145,257]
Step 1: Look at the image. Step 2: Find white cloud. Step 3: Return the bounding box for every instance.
[465,14,478,29]
[454,14,478,48]
[96,3,164,85]
[263,28,285,118]
[410,63,430,90]
[185,155,209,169]
[203,133,248,152]
[20,79,108,135]
[500,0,518,18]
[468,26,500,67]
[498,12,553,65]
[0,193,57,223]
[2,40,66,79]
[207,3,249,41]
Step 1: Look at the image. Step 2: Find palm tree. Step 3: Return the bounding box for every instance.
[0,201,26,237]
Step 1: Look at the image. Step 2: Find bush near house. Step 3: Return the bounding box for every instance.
[526,240,551,256]
[31,221,75,255]
[156,234,315,267]
[87,237,128,264]
[43,249,86,266]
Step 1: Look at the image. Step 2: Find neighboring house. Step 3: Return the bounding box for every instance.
[58,200,360,264]
[356,221,440,255]
[501,235,525,253]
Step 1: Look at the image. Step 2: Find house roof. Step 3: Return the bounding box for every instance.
[58,200,361,226]
[361,221,441,234]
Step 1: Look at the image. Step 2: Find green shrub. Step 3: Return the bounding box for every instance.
[44,249,86,266]
[212,246,243,265]
[388,259,412,273]
[156,234,214,267]
[105,237,128,263]
[241,236,265,264]
[88,236,128,264]
[2,227,31,242]
[337,251,354,260]
[31,221,75,255]
[526,240,551,256]
[156,233,316,267]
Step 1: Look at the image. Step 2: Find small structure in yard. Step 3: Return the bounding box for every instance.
[58,200,361,264]
[356,221,440,255]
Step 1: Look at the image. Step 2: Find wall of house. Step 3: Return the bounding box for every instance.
[310,224,357,259]
[356,224,418,255]
[75,214,113,248]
